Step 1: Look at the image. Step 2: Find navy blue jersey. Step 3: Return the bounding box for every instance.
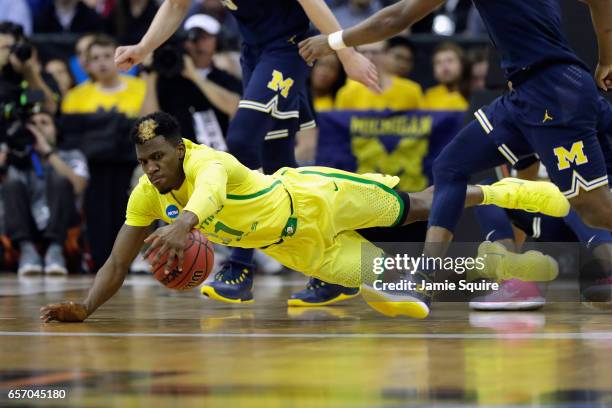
[473,0,587,81]
[221,0,310,46]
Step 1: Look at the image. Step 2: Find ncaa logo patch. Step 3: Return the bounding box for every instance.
[166,205,180,219]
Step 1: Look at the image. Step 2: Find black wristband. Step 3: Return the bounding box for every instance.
[42,149,56,159]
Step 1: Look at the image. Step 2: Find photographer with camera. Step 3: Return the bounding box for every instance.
[1,111,89,275]
[0,22,58,115]
[140,14,241,150]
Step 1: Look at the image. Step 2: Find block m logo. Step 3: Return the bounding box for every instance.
[553,141,588,170]
[267,70,294,98]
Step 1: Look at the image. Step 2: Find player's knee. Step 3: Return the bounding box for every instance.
[570,189,612,228]
[226,134,260,169]
[432,155,467,184]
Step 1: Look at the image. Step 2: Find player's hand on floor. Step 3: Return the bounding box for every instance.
[337,48,381,94]
[143,224,190,275]
[40,302,88,323]
[595,62,612,91]
[299,34,334,65]
[115,43,148,71]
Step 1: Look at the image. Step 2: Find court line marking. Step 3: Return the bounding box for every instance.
[1,331,612,340]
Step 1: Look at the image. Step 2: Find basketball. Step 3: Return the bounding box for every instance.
[147,230,214,291]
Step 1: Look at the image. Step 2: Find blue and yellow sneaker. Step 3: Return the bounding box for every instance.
[200,261,255,303]
[287,278,360,306]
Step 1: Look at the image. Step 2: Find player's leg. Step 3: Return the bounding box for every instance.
[424,101,571,261]
[285,93,361,306]
[201,50,276,303]
[203,45,310,303]
[469,204,547,311]
[562,210,612,303]
[518,66,612,230]
[312,230,431,318]
[549,131,612,230]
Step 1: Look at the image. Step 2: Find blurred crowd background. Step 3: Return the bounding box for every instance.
[0,0,601,275]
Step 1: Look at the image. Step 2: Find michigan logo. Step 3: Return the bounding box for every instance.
[553,141,588,170]
[220,0,237,10]
[267,70,294,98]
[166,205,180,219]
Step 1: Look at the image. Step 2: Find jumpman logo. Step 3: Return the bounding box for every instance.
[543,109,553,123]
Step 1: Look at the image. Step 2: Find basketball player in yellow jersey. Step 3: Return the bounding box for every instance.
[40,112,570,322]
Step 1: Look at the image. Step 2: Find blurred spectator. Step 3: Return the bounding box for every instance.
[140,14,241,148]
[333,0,382,28]
[336,41,423,110]
[106,0,158,45]
[44,58,74,97]
[0,22,57,114]
[467,47,489,93]
[1,111,89,275]
[34,0,104,33]
[383,36,415,79]
[187,0,239,50]
[423,42,468,110]
[0,0,32,35]
[62,34,145,116]
[310,54,345,111]
[69,33,94,84]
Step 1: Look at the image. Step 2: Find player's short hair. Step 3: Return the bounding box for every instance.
[86,34,117,59]
[131,112,183,146]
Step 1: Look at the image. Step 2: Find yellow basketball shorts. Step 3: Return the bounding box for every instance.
[262,166,405,287]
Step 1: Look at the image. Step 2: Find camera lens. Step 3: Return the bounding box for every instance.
[12,43,32,62]
[152,45,184,77]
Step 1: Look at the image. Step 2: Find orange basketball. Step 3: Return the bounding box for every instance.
[147,230,214,291]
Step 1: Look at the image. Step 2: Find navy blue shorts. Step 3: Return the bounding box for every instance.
[506,210,578,242]
[474,64,609,198]
[238,36,315,138]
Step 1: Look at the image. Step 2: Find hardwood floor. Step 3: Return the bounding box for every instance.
[1,274,611,407]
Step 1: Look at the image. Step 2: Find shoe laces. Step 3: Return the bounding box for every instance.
[214,263,251,285]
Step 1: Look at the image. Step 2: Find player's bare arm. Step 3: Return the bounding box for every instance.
[581,0,612,90]
[299,0,445,64]
[40,225,150,322]
[297,0,380,91]
[114,0,190,71]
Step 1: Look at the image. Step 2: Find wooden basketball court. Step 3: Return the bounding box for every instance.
[1,274,612,407]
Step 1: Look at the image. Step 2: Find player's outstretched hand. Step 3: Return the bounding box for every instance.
[337,49,381,94]
[299,34,334,65]
[115,43,148,71]
[143,223,190,275]
[595,62,612,91]
[40,302,88,323]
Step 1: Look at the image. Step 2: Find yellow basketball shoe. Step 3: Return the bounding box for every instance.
[470,241,559,282]
[479,178,570,217]
[361,271,432,319]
